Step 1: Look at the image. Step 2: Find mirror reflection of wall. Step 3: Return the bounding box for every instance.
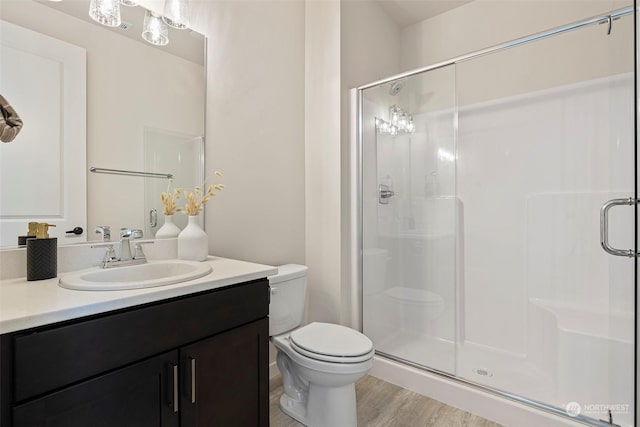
[0,0,205,247]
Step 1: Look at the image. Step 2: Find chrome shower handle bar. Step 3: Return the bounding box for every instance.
[600,197,637,257]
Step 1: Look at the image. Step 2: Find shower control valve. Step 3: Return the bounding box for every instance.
[378,184,395,204]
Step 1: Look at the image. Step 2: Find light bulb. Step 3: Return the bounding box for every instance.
[142,11,169,46]
[89,0,121,27]
[163,0,190,29]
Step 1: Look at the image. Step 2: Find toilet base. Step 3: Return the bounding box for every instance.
[279,382,357,427]
[279,393,307,425]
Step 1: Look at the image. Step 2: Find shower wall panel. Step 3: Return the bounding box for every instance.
[362,66,457,374]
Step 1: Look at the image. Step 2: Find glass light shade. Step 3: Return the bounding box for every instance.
[142,11,169,46]
[120,0,138,6]
[406,120,415,133]
[162,0,190,29]
[89,0,121,27]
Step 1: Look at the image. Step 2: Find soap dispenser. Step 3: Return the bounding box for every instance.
[17,222,38,246]
[26,223,57,281]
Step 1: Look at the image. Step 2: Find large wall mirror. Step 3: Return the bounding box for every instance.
[0,0,205,248]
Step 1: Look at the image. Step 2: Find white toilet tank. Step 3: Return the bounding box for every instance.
[268,264,308,336]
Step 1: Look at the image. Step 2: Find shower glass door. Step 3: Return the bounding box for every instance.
[362,65,457,374]
[454,14,634,425]
[360,7,635,426]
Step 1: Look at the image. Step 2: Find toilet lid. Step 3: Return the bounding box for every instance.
[290,322,373,363]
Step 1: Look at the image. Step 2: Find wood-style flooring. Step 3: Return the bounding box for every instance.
[269,374,502,427]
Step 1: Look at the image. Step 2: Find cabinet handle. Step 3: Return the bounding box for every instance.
[172,364,179,413]
[190,357,197,404]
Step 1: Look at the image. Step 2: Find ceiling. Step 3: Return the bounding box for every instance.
[375,0,474,27]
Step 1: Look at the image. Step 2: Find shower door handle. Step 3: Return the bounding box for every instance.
[149,209,157,228]
[600,197,637,257]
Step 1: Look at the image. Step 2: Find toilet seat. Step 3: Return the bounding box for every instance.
[272,334,373,374]
[289,322,374,363]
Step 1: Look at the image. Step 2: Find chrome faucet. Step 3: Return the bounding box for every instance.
[95,225,111,241]
[119,228,143,261]
[91,228,153,268]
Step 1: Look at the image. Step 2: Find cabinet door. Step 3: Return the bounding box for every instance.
[13,351,180,427]
[180,318,269,427]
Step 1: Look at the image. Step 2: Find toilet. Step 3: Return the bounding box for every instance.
[269,264,374,427]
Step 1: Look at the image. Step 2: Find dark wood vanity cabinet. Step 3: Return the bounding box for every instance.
[0,278,270,427]
[180,320,267,427]
[13,350,180,427]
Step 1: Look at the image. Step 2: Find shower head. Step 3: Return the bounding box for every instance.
[389,80,404,96]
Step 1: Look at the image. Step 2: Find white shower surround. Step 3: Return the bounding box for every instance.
[360,72,635,426]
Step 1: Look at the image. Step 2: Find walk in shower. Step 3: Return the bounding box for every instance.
[356,6,635,426]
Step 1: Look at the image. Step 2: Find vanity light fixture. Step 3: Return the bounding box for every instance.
[376,105,415,136]
[142,10,169,46]
[162,0,190,30]
[88,0,190,46]
[89,0,122,27]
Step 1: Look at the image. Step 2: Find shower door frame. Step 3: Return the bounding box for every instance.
[352,5,637,427]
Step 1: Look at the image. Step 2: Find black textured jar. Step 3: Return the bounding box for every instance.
[26,238,57,281]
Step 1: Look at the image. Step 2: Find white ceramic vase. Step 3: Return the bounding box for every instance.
[177,215,208,261]
[155,214,181,239]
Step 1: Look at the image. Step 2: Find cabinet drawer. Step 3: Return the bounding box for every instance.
[13,279,268,402]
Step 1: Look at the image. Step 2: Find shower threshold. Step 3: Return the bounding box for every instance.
[374,350,622,427]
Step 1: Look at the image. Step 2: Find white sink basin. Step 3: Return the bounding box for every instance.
[59,260,213,291]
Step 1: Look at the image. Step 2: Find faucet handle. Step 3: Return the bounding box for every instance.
[103,245,117,262]
[120,228,143,239]
[90,243,117,266]
[133,241,154,260]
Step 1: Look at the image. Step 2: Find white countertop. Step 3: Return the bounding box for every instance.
[0,256,277,334]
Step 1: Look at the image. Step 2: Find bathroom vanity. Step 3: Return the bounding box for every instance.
[0,257,276,427]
